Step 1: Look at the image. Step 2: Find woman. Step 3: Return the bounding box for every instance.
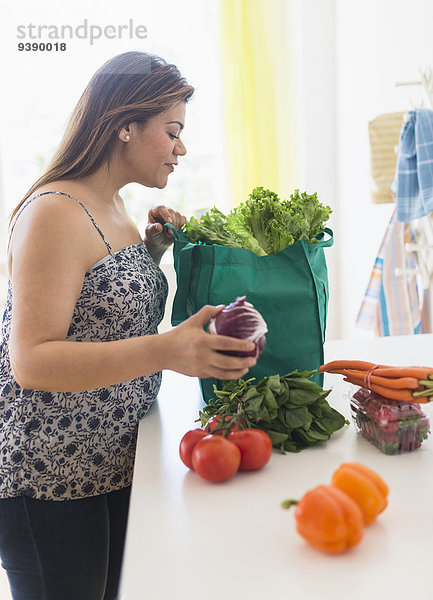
[0,51,256,600]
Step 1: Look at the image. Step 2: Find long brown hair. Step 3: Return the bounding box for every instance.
[10,51,194,223]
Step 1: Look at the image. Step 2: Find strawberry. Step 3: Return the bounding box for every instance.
[376,430,400,454]
[399,429,422,452]
[375,406,399,433]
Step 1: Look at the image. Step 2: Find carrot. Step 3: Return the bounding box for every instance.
[337,369,420,390]
[371,367,433,380]
[321,359,433,402]
[342,376,430,403]
[320,361,433,381]
[319,360,378,373]
[413,388,433,399]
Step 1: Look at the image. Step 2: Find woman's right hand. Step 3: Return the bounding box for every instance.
[163,305,257,380]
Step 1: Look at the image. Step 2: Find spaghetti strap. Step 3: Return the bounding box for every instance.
[8,191,116,257]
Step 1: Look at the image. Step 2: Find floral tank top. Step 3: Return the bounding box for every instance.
[0,191,168,500]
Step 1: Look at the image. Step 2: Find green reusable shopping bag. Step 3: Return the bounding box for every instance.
[165,223,333,402]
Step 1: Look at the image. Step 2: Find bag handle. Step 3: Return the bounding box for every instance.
[164,222,180,238]
[315,227,334,248]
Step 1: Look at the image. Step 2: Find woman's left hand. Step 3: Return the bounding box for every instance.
[144,205,186,262]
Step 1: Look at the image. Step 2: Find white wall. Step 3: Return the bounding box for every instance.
[294,0,433,340]
[291,0,340,338]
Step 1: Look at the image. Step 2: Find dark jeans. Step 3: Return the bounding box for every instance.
[0,486,131,600]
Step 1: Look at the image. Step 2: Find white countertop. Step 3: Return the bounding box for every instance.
[120,334,433,600]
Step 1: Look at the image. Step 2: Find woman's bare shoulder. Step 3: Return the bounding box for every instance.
[9,184,100,267]
[25,182,87,208]
[13,186,90,233]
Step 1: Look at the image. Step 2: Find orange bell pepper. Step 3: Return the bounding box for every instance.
[283,484,364,553]
[331,462,389,525]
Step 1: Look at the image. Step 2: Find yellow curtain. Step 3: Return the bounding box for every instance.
[218,0,298,207]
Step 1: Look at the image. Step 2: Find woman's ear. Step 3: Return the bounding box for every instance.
[118,124,131,143]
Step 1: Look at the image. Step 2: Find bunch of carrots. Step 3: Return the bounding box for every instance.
[319,360,433,403]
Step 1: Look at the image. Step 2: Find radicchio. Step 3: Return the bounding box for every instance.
[208,296,267,358]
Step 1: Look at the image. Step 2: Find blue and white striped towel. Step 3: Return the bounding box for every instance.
[356,208,428,336]
[393,108,433,222]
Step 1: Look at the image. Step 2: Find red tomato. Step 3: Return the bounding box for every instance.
[192,435,241,482]
[228,429,273,471]
[205,414,242,436]
[179,429,208,470]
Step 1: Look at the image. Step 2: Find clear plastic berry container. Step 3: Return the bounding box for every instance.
[350,387,431,455]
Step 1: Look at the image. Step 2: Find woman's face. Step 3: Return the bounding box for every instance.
[121,101,187,189]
